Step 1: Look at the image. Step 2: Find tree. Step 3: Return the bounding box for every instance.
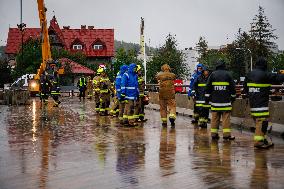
[13,39,42,79]
[268,52,284,72]
[196,36,208,60]
[111,48,143,81]
[146,34,188,83]
[0,59,13,87]
[199,49,229,71]
[250,6,278,57]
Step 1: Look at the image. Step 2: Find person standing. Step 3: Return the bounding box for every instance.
[50,70,61,107]
[156,64,176,128]
[93,70,102,113]
[134,65,146,122]
[205,60,236,140]
[114,65,128,123]
[192,67,211,128]
[121,63,139,126]
[86,76,93,100]
[98,67,112,116]
[243,57,284,149]
[188,64,204,123]
[77,75,87,101]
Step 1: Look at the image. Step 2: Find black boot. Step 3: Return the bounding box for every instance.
[162,122,167,128]
[223,135,235,140]
[211,134,220,140]
[169,118,175,128]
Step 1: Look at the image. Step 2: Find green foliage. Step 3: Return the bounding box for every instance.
[250,6,278,57]
[146,34,188,83]
[268,52,284,72]
[199,49,229,70]
[52,48,86,65]
[13,39,42,79]
[110,48,143,81]
[0,59,13,87]
[196,36,208,60]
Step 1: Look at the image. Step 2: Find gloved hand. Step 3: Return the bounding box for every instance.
[120,93,125,101]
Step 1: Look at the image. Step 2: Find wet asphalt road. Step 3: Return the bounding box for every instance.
[1,98,284,189]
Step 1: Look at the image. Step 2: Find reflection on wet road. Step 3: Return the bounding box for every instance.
[1,98,284,189]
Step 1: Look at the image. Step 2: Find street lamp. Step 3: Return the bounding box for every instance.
[236,48,253,71]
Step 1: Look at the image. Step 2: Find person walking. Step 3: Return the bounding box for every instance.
[205,60,236,140]
[156,64,176,128]
[243,57,284,149]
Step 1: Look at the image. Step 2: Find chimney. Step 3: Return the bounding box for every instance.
[63,26,70,29]
[81,25,86,29]
[88,26,94,29]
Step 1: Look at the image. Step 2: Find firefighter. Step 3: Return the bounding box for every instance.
[156,64,176,128]
[192,66,211,128]
[113,65,128,122]
[51,70,61,107]
[188,64,204,123]
[98,66,113,116]
[109,88,119,117]
[121,63,139,126]
[134,65,146,122]
[86,76,93,99]
[93,70,102,113]
[243,57,284,149]
[205,60,236,140]
[40,73,52,104]
[77,75,87,101]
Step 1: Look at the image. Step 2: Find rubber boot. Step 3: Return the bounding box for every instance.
[169,117,175,128]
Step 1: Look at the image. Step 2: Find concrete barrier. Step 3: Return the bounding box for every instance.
[148,92,284,125]
[2,89,30,105]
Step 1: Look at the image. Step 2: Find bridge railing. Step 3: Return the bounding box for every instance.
[145,84,284,100]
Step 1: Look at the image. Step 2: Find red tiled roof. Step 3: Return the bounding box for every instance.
[59,58,95,74]
[5,16,114,58]
[5,28,41,54]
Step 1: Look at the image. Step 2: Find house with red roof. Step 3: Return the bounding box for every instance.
[5,16,114,67]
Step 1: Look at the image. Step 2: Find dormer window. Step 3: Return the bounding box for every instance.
[73,44,82,50]
[93,44,103,50]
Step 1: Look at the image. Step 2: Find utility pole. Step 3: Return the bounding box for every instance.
[17,0,26,65]
[140,17,146,84]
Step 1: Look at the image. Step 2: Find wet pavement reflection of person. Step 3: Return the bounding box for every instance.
[116,127,146,187]
[192,128,234,188]
[250,150,269,188]
[159,128,176,176]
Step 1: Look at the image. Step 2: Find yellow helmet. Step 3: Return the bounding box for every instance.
[136,65,142,72]
[97,67,104,73]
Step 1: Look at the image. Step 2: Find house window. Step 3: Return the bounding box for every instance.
[93,44,103,50]
[73,44,82,50]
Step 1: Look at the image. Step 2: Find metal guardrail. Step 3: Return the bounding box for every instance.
[145,84,284,98]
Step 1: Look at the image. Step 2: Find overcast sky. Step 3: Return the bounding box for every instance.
[0,0,283,49]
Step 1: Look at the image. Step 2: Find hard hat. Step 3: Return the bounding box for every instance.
[136,65,142,71]
[97,67,104,73]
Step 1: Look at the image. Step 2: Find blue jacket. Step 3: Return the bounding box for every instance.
[115,65,128,100]
[121,63,139,100]
[188,63,204,96]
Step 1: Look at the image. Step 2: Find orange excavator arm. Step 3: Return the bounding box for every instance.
[34,0,52,80]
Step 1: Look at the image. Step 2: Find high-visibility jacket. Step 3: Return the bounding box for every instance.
[78,77,86,87]
[192,74,210,108]
[121,63,139,100]
[244,67,284,118]
[115,65,128,100]
[205,67,236,111]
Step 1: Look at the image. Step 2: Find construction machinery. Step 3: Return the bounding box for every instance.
[28,0,63,96]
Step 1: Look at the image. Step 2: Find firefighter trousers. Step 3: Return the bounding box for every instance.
[159,98,176,123]
[253,117,269,145]
[210,111,231,137]
[134,97,145,121]
[123,100,136,125]
[100,93,110,115]
[94,92,100,112]
[110,96,119,116]
[119,100,126,123]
